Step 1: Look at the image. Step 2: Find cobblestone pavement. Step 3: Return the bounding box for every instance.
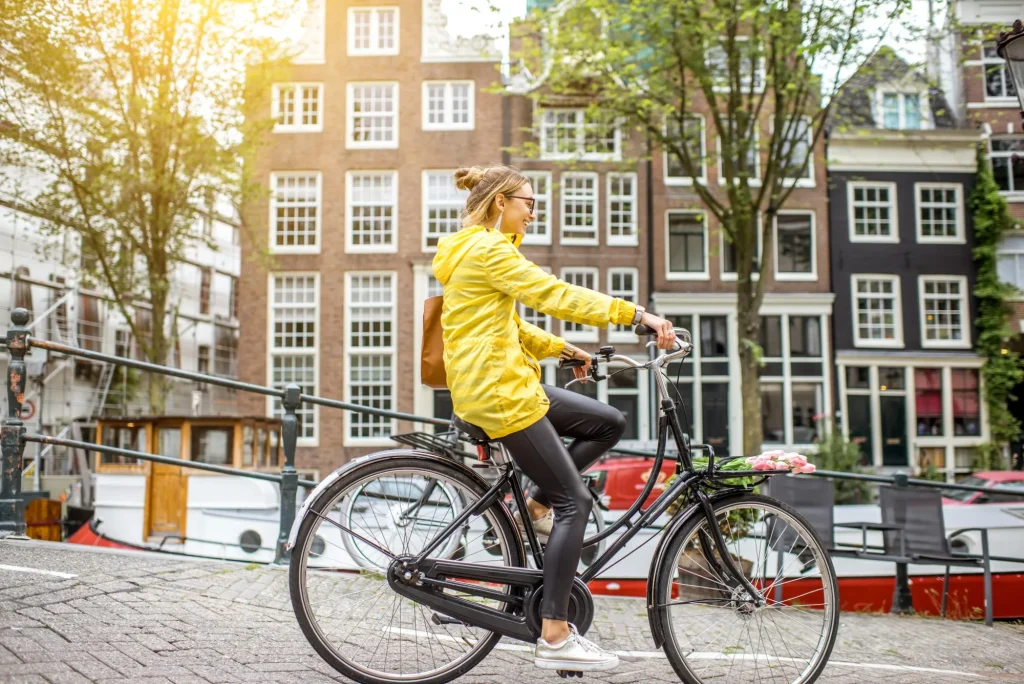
[0,539,1022,684]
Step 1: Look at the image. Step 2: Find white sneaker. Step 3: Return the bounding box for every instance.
[534,624,620,672]
[513,509,554,544]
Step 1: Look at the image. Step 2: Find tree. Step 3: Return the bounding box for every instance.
[0,0,295,412]
[511,0,906,455]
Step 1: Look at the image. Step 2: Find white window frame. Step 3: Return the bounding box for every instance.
[919,275,971,350]
[345,171,398,254]
[706,37,766,93]
[848,181,899,243]
[271,83,324,133]
[560,267,600,342]
[851,274,904,349]
[981,43,1018,104]
[421,80,475,131]
[522,171,552,246]
[997,243,1024,292]
[774,210,817,282]
[268,172,322,255]
[344,272,398,447]
[914,182,964,244]
[266,273,320,447]
[560,172,599,245]
[989,138,1024,200]
[421,170,467,252]
[720,214,762,282]
[347,7,399,56]
[716,130,761,187]
[346,82,399,150]
[759,313,828,447]
[606,172,638,246]
[876,89,929,130]
[664,114,706,185]
[778,116,815,188]
[608,268,639,343]
[665,210,709,281]
[539,109,621,162]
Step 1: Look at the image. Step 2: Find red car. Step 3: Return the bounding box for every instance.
[942,471,1024,505]
[584,456,678,510]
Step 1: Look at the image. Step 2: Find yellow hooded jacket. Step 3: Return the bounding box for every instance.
[432,225,637,439]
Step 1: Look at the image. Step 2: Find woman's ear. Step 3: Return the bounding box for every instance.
[494,193,505,212]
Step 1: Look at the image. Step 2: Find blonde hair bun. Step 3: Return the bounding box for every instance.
[454,166,489,191]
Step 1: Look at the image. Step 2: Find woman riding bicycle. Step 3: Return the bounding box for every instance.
[432,164,677,673]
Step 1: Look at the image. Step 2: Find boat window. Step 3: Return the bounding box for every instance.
[257,428,268,468]
[99,425,145,465]
[191,427,233,466]
[242,424,254,467]
[270,428,281,467]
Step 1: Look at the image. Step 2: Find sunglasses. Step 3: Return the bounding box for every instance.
[505,195,536,212]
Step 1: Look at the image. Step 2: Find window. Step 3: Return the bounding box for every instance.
[270,173,321,253]
[952,369,980,437]
[346,274,396,443]
[198,344,210,375]
[346,172,397,252]
[134,308,152,361]
[997,234,1024,290]
[665,115,705,183]
[920,276,969,348]
[607,173,637,245]
[347,82,398,148]
[199,268,211,315]
[272,83,322,131]
[915,368,943,436]
[667,211,707,278]
[990,138,1024,195]
[761,314,826,445]
[607,370,641,440]
[722,216,761,280]
[916,183,963,242]
[348,7,398,56]
[561,173,598,244]
[706,40,765,92]
[230,276,239,320]
[848,182,897,242]
[982,43,1017,101]
[716,130,760,185]
[214,323,238,377]
[422,81,474,130]
[780,117,814,183]
[269,275,318,443]
[523,171,551,245]
[880,91,922,130]
[608,268,638,342]
[852,275,902,347]
[539,109,619,161]
[775,212,814,278]
[77,294,102,352]
[422,171,468,250]
[191,427,233,466]
[561,268,599,342]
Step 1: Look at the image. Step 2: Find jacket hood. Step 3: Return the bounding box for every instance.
[432,226,523,285]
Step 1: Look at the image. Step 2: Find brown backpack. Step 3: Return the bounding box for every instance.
[421,295,447,389]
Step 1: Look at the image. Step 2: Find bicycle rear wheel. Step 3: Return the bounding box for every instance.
[290,453,524,684]
[651,492,839,684]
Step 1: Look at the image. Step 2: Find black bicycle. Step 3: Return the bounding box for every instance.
[288,326,839,684]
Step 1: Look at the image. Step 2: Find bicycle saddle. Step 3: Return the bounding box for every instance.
[452,415,491,442]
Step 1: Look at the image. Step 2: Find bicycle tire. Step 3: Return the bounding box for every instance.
[651,492,839,684]
[290,452,525,684]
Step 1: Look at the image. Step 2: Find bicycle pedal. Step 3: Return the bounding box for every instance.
[430,613,465,627]
[556,670,584,678]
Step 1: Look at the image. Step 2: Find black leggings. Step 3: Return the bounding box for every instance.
[496,384,626,620]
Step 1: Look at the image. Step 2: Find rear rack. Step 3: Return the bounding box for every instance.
[391,430,478,462]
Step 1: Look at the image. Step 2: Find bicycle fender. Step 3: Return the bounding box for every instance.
[286,448,493,550]
[645,489,750,649]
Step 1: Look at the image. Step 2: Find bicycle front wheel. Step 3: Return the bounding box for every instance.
[651,492,839,684]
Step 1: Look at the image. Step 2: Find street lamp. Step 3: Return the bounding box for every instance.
[997,20,1024,122]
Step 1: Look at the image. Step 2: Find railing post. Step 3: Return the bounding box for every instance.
[1,308,30,538]
[274,383,301,564]
[890,471,915,616]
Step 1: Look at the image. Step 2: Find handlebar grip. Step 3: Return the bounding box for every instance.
[634,324,656,336]
[558,358,588,368]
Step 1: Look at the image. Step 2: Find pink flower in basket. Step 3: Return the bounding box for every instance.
[744,450,816,474]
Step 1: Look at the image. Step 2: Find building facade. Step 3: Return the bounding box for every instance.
[829,49,986,480]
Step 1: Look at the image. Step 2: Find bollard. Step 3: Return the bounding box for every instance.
[0,308,30,537]
[890,471,915,615]
[274,383,301,564]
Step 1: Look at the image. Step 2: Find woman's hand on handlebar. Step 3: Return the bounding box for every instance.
[640,312,677,350]
[568,347,593,382]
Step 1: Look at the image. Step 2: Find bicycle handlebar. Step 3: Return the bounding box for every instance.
[557,327,693,388]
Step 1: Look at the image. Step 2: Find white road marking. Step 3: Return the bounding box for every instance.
[384,626,982,678]
[0,564,77,579]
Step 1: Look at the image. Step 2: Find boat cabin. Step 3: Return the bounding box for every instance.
[93,416,283,543]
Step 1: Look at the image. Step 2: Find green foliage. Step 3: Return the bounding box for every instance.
[972,442,1007,472]
[512,0,907,454]
[920,463,946,483]
[811,426,873,504]
[0,0,297,411]
[971,145,1023,451]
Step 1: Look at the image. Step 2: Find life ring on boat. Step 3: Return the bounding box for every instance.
[20,399,36,421]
